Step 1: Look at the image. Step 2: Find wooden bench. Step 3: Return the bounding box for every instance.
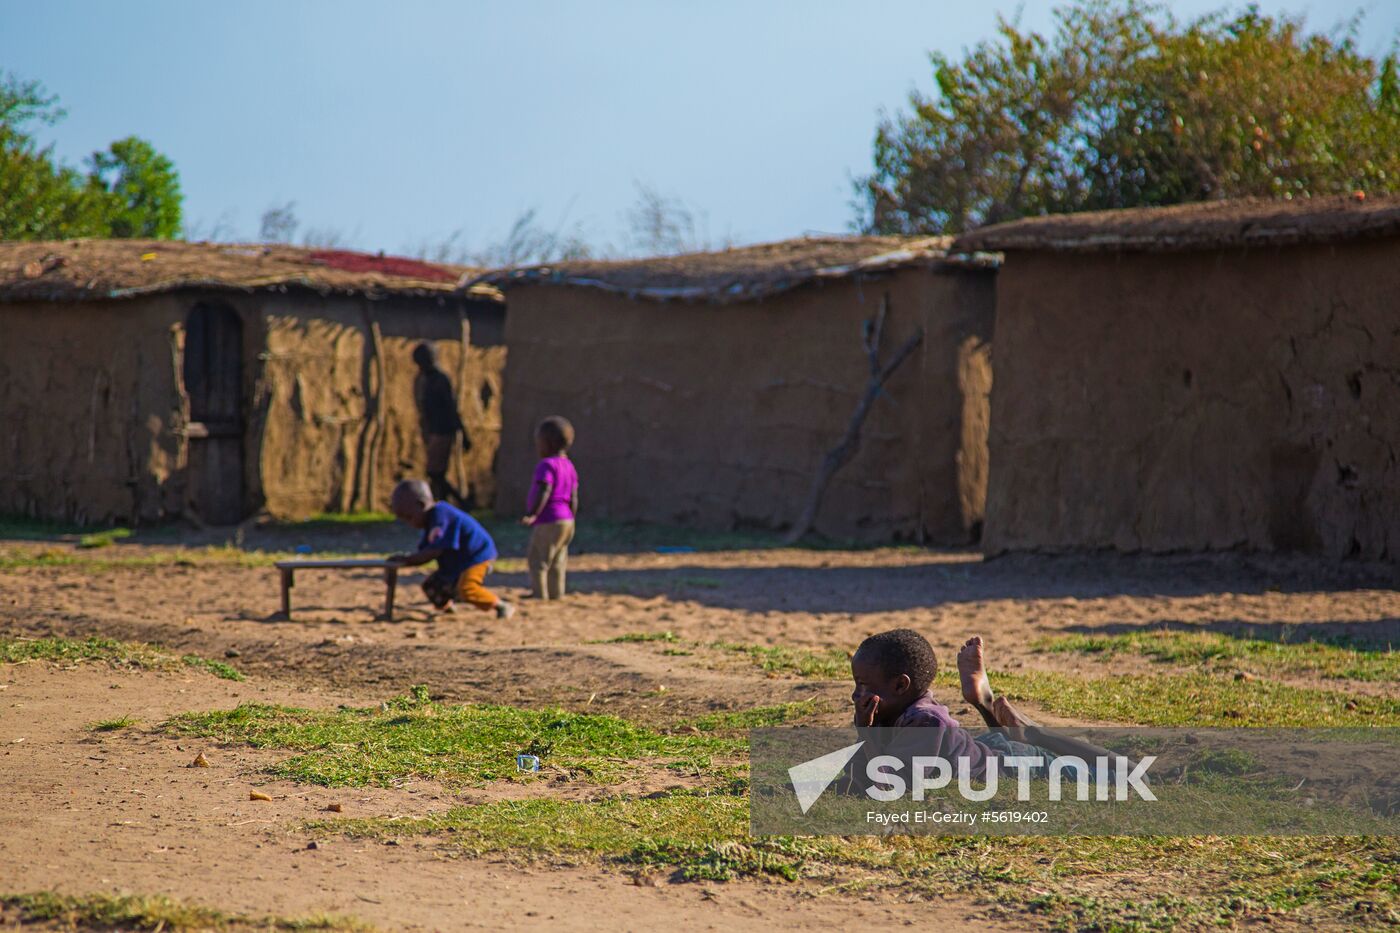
[275,559,400,621]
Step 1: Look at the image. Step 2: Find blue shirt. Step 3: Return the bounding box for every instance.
[418,502,497,583]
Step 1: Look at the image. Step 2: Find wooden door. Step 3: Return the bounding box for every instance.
[184,303,245,524]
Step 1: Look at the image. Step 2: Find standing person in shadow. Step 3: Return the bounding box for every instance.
[412,342,472,508]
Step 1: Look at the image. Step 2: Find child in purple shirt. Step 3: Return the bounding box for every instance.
[848,629,990,781]
[844,629,1111,793]
[521,415,579,599]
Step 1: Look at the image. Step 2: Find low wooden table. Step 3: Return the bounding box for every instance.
[274,558,399,621]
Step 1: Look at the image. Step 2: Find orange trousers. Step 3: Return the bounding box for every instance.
[423,562,499,612]
[454,561,500,611]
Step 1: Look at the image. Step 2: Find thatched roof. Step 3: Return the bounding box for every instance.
[952,193,1400,254]
[463,235,990,303]
[0,239,502,303]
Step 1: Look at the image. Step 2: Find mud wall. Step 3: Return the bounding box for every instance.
[0,295,188,524]
[0,291,504,526]
[498,266,995,542]
[253,295,504,518]
[984,241,1400,559]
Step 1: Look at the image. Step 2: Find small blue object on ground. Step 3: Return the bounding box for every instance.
[295,544,313,554]
[516,754,541,772]
[655,546,695,554]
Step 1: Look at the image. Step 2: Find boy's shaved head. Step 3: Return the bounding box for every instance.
[854,629,938,695]
[391,479,433,510]
[390,479,435,530]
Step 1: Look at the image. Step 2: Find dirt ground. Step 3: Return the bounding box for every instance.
[0,663,1021,932]
[2,526,1398,930]
[7,542,1398,718]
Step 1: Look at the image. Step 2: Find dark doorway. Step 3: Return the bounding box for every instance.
[184,303,245,524]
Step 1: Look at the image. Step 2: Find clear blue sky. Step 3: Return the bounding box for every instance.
[3,1,1397,256]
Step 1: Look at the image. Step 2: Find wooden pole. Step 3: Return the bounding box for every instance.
[279,567,293,618]
[383,566,398,621]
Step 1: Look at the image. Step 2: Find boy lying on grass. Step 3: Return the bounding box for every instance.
[388,479,515,619]
[845,629,1120,789]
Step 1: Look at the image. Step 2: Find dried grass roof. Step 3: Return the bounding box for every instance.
[952,193,1400,254]
[464,235,987,303]
[0,239,502,303]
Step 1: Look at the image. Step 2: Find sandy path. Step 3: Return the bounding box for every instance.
[3,547,1397,718]
[0,662,1016,932]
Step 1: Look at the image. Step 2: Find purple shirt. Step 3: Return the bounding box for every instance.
[886,693,989,775]
[843,692,989,793]
[528,456,578,524]
[893,693,964,729]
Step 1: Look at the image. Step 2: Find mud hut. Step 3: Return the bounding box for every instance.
[469,236,997,543]
[0,239,504,525]
[954,195,1400,559]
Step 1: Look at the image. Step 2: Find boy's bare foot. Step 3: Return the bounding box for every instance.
[991,696,1039,729]
[957,636,996,714]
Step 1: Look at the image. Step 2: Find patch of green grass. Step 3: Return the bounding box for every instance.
[945,667,1400,727]
[713,642,850,679]
[1036,629,1400,682]
[0,891,368,931]
[0,544,292,571]
[316,797,1399,929]
[166,688,741,788]
[181,654,245,681]
[686,699,824,732]
[768,753,1396,836]
[259,683,1394,928]
[0,634,244,682]
[296,511,397,527]
[76,527,134,549]
[600,636,849,679]
[90,715,139,732]
[0,514,98,540]
[321,794,764,872]
[592,631,679,644]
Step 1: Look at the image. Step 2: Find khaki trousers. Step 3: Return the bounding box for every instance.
[527,520,575,599]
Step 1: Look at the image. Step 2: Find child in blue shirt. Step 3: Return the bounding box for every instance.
[389,479,514,619]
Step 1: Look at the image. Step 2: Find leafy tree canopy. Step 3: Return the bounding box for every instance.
[0,72,182,240]
[859,1,1400,234]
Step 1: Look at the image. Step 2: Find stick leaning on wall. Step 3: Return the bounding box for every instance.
[784,295,923,544]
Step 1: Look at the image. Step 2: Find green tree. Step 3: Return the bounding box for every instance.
[0,71,183,240]
[0,128,112,240]
[87,136,182,239]
[859,1,1400,234]
[0,72,63,129]
[0,73,105,239]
